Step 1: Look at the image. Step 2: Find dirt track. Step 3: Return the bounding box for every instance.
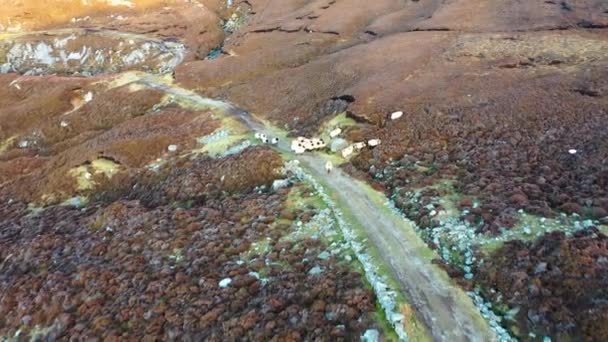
[137,75,498,341]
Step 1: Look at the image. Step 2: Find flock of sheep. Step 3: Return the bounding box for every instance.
[253,111,404,173]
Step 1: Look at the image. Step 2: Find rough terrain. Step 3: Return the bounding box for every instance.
[1,0,608,340]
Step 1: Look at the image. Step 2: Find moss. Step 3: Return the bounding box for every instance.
[0,135,17,154]
[196,134,250,157]
[69,158,121,191]
[192,117,251,157]
[99,71,147,89]
[478,212,604,254]
[168,248,185,263]
[69,165,94,190]
[373,304,401,342]
[319,112,357,135]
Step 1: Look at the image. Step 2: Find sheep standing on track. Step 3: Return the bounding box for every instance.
[291,136,327,153]
[291,139,306,154]
[271,137,279,144]
[325,161,333,174]
[311,138,326,149]
[255,132,269,143]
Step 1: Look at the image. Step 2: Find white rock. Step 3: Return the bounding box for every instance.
[60,120,69,128]
[83,91,93,102]
[167,144,178,152]
[330,138,348,152]
[218,278,232,288]
[308,266,324,275]
[361,329,380,342]
[390,313,405,323]
[272,179,290,191]
[390,111,403,120]
[568,149,577,154]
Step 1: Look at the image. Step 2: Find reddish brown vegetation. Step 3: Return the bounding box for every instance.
[477,229,608,340]
[0,75,223,203]
[0,184,375,340]
[347,65,608,232]
[100,146,285,206]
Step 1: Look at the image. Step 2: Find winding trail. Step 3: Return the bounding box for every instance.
[136,75,498,341]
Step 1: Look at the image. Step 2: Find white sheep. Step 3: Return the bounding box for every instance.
[294,145,306,154]
[390,111,403,120]
[261,136,269,144]
[368,139,381,147]
[291,139,300,150]
[325,160,333,174]
[303,140,314,150]
[255,132,262,139]
[354,142,366,150]
[341,145,354,158]
[311,138,326,149]
[329,127,342,138]
[271,137,279,144]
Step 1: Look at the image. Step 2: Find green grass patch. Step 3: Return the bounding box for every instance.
[319,112,357,135]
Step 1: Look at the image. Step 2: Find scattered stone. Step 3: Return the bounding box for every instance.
[318,251,330,260]
[361,329,380,342]
[330,138,349,152]
[308,266,324,275]
[218,278,232,288]
[272,179,290,191]
[533,262,547,274]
